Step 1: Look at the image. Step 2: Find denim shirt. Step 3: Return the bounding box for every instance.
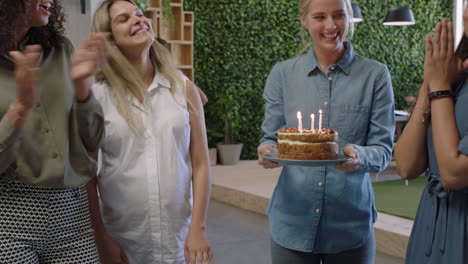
[259,42,395,253]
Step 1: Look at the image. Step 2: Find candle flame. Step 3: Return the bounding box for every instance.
[311,113,314,118]
[319,109,322,114]
[297,111,302,118]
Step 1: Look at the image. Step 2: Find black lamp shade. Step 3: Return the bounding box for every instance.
[81,0,86,14]
[351,4,363,22]
[383,6,415,26]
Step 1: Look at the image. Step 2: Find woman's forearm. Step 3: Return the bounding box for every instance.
[187,79,211,230]
[86,177,107,236]
[431,96,468,189]
[190,166,211,230]
[395,83,430,179]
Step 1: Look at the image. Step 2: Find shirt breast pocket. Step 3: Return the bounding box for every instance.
[332,104,370,144]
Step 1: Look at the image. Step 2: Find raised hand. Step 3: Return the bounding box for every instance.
[424,19,459,92]
[71,33,109,101]
[9,45,42,110]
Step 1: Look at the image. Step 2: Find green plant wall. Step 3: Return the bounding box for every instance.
[184,0,453,160]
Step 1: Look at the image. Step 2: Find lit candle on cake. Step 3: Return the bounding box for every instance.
[311,113,315,131]
[318,109,322,132]
[297,111,303,132]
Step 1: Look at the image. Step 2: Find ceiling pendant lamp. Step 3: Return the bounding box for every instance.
[383,6,416,26]
[351,4,363,22]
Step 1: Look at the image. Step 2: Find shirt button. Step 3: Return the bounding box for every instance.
[316,208,320,213]
[52,153,58,158]
[44,128,49,133]
[330,66,335,71]
[36,103,41,108]
[328,77,332,81]
[318,181,323,186]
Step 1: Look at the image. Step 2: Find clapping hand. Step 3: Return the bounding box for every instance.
[424,18,464,93]
[71,33,109,101]
[9,45,42,110]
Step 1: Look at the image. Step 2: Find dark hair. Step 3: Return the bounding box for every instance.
[0,0,66,55]
[455,34,468,60]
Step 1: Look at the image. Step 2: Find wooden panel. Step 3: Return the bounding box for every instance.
[170,42,192,66]
[159,5,183,40]
[144,0,194,81]
[148,0,161,8]
[184,11,193,24]
[183,24,193,41]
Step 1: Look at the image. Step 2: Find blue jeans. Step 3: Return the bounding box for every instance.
[271,232,376,264]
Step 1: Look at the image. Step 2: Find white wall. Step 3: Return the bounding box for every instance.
[62,0,105,48]
[454,0,465,47]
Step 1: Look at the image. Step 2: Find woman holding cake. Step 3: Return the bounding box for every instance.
[395,14,468,264]
[258,0,395,263]
[86,0,214,263]
[0,0,107,262]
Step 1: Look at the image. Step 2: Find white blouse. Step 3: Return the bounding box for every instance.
[93,72,192,264]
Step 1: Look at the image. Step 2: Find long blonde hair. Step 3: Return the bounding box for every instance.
[91,0,186,132]
[299,0,354,54]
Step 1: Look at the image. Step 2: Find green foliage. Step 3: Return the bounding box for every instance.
[134,0,149,11]
[185,0,453,159]
[352,0,452,110]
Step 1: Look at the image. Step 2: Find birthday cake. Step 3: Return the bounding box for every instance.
[277,128,338,160]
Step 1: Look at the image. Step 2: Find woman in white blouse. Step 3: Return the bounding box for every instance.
[86,0,214,263]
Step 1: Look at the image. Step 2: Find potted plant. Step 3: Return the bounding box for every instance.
[214,94,243,165]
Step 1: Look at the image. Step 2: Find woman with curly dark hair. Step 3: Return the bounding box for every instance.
[0,0,108,263]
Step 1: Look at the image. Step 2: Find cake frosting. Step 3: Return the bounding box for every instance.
[277,128,338,160]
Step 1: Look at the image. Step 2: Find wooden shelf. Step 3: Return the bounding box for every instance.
[146,7,161,12]
[168,40,192,44]
[145,0,194,80]
[184,12,193,23]
[183,24,193,41]
[176,65,193,69]
[170,43,192,66]
[149,0,161,8]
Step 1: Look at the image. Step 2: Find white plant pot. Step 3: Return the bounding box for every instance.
[208,148,217,166]
[217,143,243,165]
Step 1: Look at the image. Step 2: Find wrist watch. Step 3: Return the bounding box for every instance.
[428,90,454,101]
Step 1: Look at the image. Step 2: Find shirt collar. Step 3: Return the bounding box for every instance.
[148,71,171,92]
[305,41,355,76]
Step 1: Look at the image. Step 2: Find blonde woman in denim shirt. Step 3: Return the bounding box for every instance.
[257,0,395,263]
